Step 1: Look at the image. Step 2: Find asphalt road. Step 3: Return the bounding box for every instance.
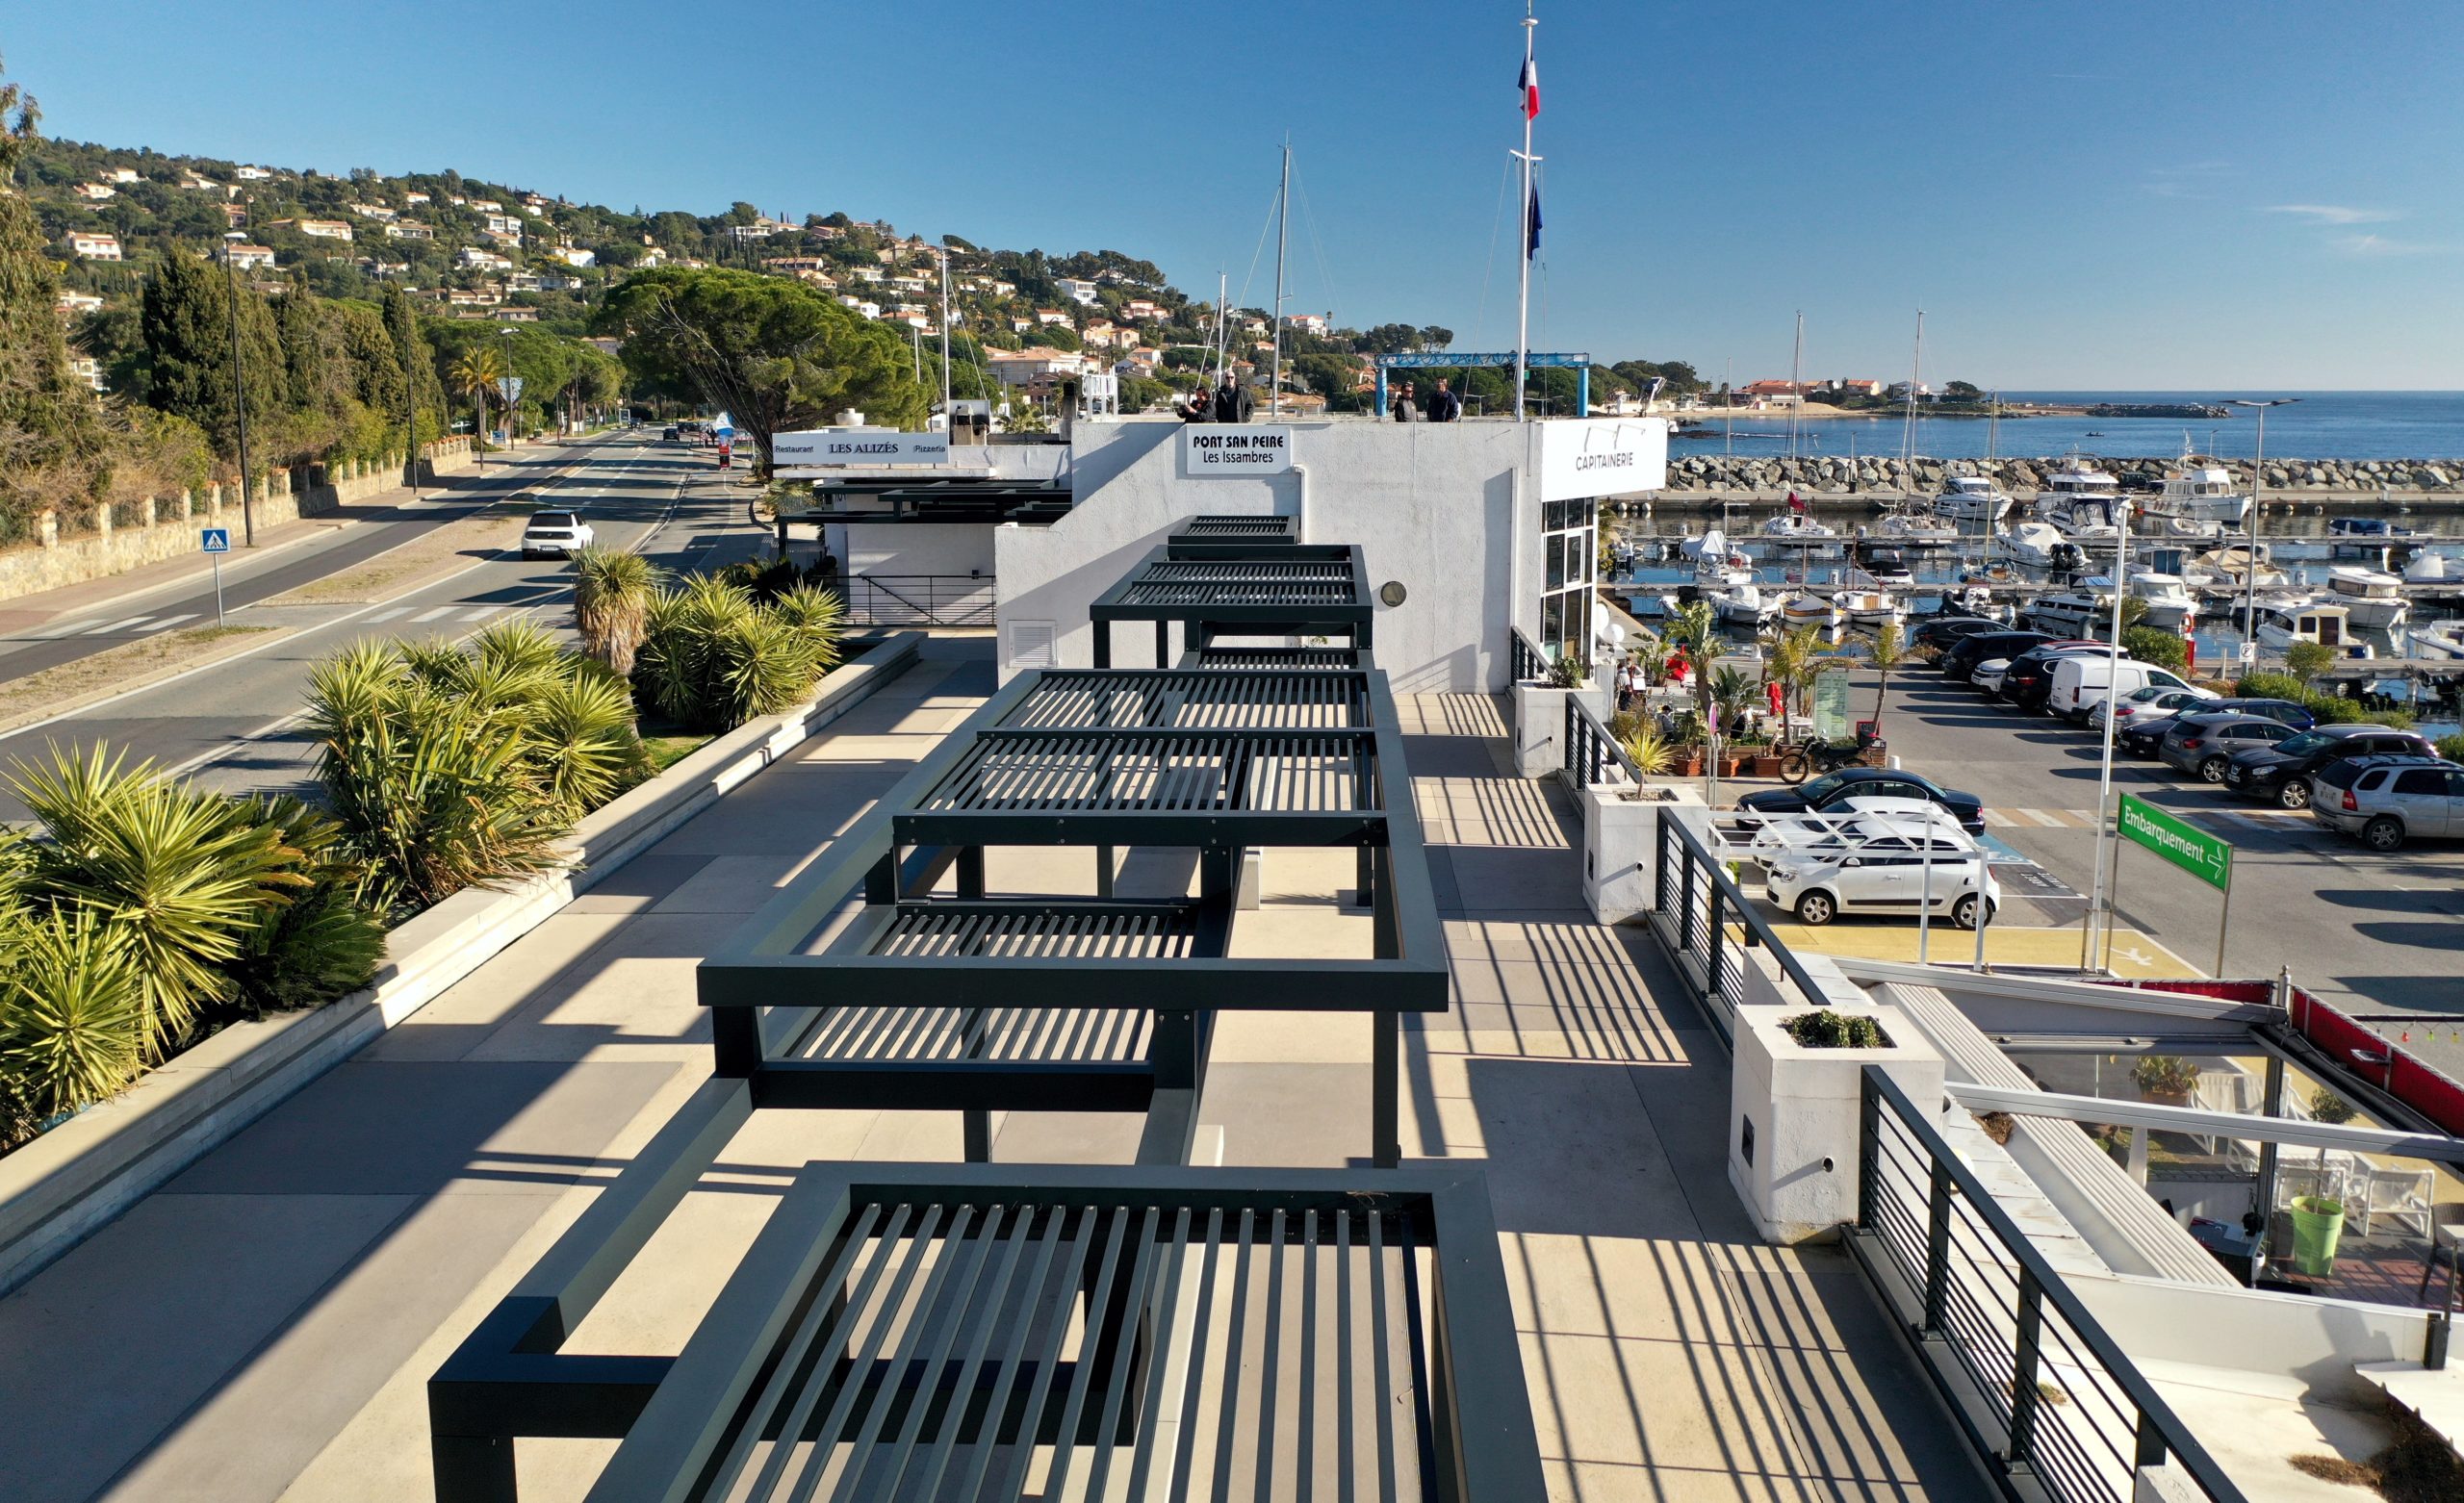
[0,433,772,819]
[0,437,601,687]
[1867,659,2464,1045]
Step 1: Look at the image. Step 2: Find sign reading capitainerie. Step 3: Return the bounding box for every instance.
[772,429,951,467]
[1534,418,1670,501]
[1181,426,1296,475]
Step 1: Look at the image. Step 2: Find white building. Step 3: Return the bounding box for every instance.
[483,213,524,240]
[56,290,105,315]
[456,246,515,272]
[72,182,116,202]
[348,202,398,221]
[1057,277,1100,306]
[67,232,122,261]
[385,221,434,241]
[104,167,140,184]
[69,354,107,392]
[1288,312,1330,335]
[273,218,354,242]
[548,243,595,267]
[224,243,276,270]
[236,165,274,180]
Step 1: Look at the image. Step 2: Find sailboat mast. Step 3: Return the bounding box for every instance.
[1270,140,1290,419]
[1786,312,1803,459]
[1513,5,1537,420]
[1900,309,1922,471]
[1213,269,1228,388]
[938,249,952,418]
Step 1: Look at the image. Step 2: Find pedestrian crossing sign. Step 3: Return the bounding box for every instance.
[200,527,232,553]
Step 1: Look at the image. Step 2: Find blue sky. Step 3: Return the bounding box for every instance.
[13,2,2463,388]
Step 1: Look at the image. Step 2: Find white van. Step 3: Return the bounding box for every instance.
[2048,656,2197,722]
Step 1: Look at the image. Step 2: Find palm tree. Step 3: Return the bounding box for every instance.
[1663,601,1720,738]
[1758,624,1822,745]
[1868,619,1908,732]
[573,547,660,675]
[449,344,507,469]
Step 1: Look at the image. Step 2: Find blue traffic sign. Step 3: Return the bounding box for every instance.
[200,527,231,553]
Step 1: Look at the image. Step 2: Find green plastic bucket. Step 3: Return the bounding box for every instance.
[2290,1195,2345,1277]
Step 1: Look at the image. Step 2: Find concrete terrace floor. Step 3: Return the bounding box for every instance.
[0,642,1992,1503]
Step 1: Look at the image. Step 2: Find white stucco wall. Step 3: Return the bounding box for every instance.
[992,419,1547,691]
[835,522,996,579]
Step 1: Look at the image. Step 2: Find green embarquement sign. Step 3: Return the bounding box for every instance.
[2117,793,2231,891]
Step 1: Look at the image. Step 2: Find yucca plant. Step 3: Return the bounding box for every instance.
[11,744,300,1057]
[522,671,651,815]
[632,573,841,732]
[218,797,386,1021]
[1619,725,1676,779]
[0,908,147,1129]
[573,546,659,675]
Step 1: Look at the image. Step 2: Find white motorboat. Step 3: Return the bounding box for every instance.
[2255,599,2372,657]
[2402,549,2454,584]
[2022,582,2114,637]
[1678,527,1732,563]
[2324,566,2409,630]
[1875,510,1960,545]
[1759,511,1836,541]
[1835,589,1904,629]
[2034,460,2128,541]
[1709,581,1782,627]
[1997,521,2081,569]
[2187,545,2289,593]
[1693,546,1755,594]
[2144,449,2250,527]
[2406,624,2464,661]
[1933,475,2012,523]
[1779,593,1839,632]
[2126,572,2198,631]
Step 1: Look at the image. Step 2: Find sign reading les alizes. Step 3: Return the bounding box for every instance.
[772,429,951,468]
[1181,425,1295,476]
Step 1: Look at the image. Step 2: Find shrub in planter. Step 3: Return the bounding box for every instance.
[2131,1054,2199,1105]
[1781,1009,1892,1049]
[1544,653,1587,690]
[634,576,846,733]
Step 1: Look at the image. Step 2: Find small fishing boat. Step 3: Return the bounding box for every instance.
[1875,510,1960,545]
[1709,580,1783,627]
[1779,592,1840,632]
[1759,511,1837,540]
[2143,446,2250,527]
[2253,598,2372,657]
[1835,588,1904,629]
[2324,566,2409,630]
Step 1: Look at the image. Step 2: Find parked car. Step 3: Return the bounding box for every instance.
[1938,631,2055,684]
[2048,658,2199,722]
[2089,685,2217,734]
[1734,766,1987,835]
[661,424,679,441]
[2311,755,2464,850]
[1913,617,2004,652]
[1744,796,1962,865]
[2221,725,2439,808]
[2001,642,2120,712]
[1761,815,2002,928]
[520,510,596,559]
[2158,713,2301,782]
[2118,697,2314,757]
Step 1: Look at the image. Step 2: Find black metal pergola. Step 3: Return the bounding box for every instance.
[1089,543,1372,668]
[1171,512,1299,546]
[696,660,1444,1169]
[794,478,1073,526]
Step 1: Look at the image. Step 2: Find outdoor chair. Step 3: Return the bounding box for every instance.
[2348,1161,2435,1237]
[2414,1203,2464,1312]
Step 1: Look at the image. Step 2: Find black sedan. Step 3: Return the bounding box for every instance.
[1734,766,1988,835]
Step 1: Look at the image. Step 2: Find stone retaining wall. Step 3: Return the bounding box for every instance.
[1658,452,2464,500]
[0,438,475,602]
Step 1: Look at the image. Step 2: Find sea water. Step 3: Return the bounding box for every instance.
[1677,391,2464,463]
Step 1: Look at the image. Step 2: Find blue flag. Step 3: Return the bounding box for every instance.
[1526,182,1543,260]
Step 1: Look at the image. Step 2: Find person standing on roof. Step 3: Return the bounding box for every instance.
[1425,377,1462,422]
[1215,372,1254,423]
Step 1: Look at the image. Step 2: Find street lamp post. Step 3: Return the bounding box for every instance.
[2228,397,2300,661]
[220,232,256,546]
[2080,497,2133,970]
[499,326,518,452]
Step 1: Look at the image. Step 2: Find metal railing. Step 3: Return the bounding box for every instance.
[845,573,996,627]
[1856,1068,2249,1503]
[1646,805,1835,1045]
[1564,692,1642,788]
[1508,624,1548,682]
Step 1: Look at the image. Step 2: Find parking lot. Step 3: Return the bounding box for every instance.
[1854,656,2464,1066]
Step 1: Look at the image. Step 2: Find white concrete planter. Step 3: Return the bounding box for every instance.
[0,634,923,1294]
[1508,679,1609,778]
[1578,781,1701,923]
[1729,982,1943,1244]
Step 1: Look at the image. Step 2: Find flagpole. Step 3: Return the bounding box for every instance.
[1513,3,1537,420]
[1270,139,1289,419]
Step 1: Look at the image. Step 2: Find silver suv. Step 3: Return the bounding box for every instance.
[2310,755,2464,851]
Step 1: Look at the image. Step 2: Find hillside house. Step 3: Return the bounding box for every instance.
[349,202,398,221]
[482,213,523,239]
[69,355,107,393]
[71,182,116,201]
[224,243,276,269]
[1057,277,1100,305]
[548,243,595,267]
[66,232,122,261]
[1081,321,1121,348]
[55,290,104,315]
[235,166,273,180]
[987,347,1090,386]
[469,199,501,212]
[489,307,538,322]
[219,203,247,225]
[271,218,354,242]
[1288,312,1330,335]
[504,272,543,293]
[404,191,431,205]
[178,172,222,192]
[1121,298,1164,321]
[385,221,434,241]
[456,246,515,272]
[1035,308,1072,327]
[637,243,669,267]
[989,280,1015,296]
[103,167,140,184]
[447,288,503,307]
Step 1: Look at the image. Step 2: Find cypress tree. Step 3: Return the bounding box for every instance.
[140,249,283,469]
[379,280,443,440]
[0,67,110,514]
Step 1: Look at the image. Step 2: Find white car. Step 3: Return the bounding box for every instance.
[2087,684,2218,734]
[1971,658,2016,695]
[521,510,595,559]
[1762,815,2002,929]
[1744,797,1963,866]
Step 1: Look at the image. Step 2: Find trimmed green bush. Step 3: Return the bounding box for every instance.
[2120,626,2186,672]
[2233,671,2413,729]
[633,575,846,732]
[2438,733,2464,763]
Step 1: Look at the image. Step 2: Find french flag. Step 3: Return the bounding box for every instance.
[1518,56,1540,120]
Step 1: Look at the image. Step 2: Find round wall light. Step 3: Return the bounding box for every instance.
[1378,580,1407,607]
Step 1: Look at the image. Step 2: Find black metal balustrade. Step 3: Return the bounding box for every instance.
[1563,692,1642,788]
[846,573,997,627]
[1507,624,1547,683]
[1856,1069,2250,1503]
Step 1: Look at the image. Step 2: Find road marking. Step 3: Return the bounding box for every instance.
[2019,808,2066,827]
[85,616,152,635]
[38,618,103,637]
[367,606,412,623]
[410,606,457,623]
[148,613,197,630]
[1982,809,2015,828]
[461,606,502,623]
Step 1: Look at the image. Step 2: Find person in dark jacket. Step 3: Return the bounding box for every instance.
[1424,378,1462,422]
[1214,374,1254,423]
[1178,388,1212,422]
[1392,381,1420,421]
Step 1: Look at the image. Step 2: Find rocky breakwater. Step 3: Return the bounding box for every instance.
[1656,453,2464,505]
